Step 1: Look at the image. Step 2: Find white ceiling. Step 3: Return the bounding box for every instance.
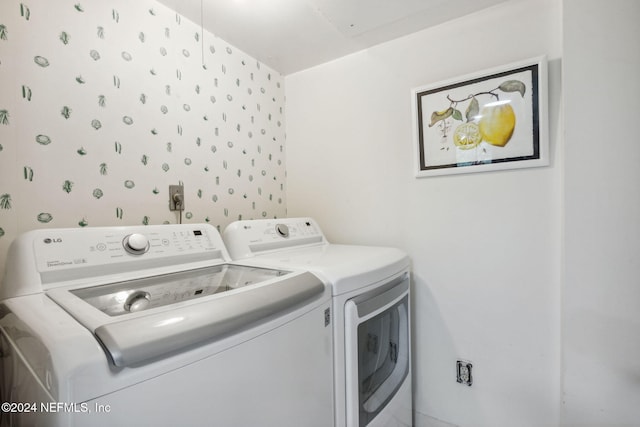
[157,0,512,75]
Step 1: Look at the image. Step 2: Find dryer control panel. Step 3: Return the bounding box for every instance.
[223,217,328,259]
[1,224,229,298]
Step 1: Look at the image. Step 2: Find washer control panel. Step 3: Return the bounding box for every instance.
[15,224,227,290]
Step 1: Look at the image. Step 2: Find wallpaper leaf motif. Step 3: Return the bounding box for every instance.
[0,0,286,278]
[0,195,11,209]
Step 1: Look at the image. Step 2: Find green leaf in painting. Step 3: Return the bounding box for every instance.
[465,96,479,122]
[498,80,526,97]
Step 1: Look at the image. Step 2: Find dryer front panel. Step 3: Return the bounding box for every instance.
[345,274,411,427]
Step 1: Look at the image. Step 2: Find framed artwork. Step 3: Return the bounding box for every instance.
[412,56,548,177]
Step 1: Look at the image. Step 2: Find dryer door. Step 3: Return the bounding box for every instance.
[344,274,410,427]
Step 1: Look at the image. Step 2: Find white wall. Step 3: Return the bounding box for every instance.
[285,0,563,426]
[562,0,640,425]
[0,0,286,280]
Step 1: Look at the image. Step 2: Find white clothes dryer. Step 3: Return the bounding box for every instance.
[223,217,412,427]
[0,224,334,427]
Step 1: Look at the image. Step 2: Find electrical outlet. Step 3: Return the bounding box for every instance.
[169,185,184,211]
[456,360,473,386]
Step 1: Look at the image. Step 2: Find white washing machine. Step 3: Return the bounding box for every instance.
[0,224,334,427]
[223,217,412,427]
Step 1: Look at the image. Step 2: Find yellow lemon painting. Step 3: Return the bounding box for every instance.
[413,58,546,177]
[412,56,549,177]
[426,78,525,152]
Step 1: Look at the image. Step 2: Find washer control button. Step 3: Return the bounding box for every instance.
[275,223,289,238]
[123,233,149,255]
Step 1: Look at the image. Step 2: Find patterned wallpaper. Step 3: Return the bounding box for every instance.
[0,0,287,278]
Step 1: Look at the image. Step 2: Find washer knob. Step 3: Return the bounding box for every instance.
[123,233,149,255]
[275,223,289,238]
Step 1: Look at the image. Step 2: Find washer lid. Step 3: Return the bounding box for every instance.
[47,267,326,367]
[69,264,289,317]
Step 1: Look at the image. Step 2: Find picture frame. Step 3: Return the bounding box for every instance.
[411,56,548,177]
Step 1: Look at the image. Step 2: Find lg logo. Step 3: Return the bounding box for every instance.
[43,238,63,244]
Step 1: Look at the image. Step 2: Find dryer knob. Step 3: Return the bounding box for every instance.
[123,233,149,255]
[275,223,289,238]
